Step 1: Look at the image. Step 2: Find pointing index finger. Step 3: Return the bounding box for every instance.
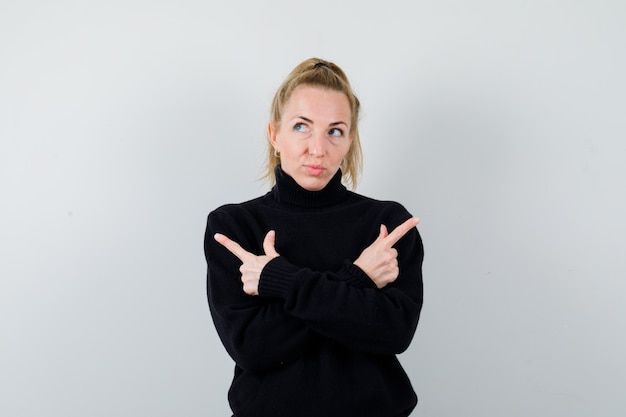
[384,217,420,247]
[214,233,251,262]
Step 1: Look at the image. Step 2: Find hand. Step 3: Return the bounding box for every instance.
[214,230,280,296]
[353,217,419,289]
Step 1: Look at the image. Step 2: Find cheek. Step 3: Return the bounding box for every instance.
[280,143,299,157]
[338,142,352,159]
[282,139,308,156]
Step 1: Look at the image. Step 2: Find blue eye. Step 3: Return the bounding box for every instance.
[294,123,308,133]
[329,128,343,137]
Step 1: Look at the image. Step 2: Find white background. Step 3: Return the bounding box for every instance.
[1,1,625,416]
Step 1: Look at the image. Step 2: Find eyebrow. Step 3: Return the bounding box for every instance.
[294,116,349,127]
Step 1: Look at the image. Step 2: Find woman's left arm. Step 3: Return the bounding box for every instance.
[215,215,424,356]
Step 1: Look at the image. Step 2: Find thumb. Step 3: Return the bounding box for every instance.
[263,230,280,257]
[377,224,389,241]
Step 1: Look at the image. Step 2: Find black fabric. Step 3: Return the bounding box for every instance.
[204,167,424,417]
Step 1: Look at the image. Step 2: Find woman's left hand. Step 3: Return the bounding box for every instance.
[214,230,280,295]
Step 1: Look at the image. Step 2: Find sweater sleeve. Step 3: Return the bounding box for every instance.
[205,210,318,373]
[259,212,424,356]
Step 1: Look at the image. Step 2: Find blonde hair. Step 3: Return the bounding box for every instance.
[263,58,363,190]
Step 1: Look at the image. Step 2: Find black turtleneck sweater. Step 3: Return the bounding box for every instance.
[204,168,424,417]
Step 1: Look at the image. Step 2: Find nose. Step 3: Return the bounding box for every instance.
[308,130,326,157]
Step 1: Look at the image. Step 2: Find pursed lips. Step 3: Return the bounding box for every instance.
[304,164,325,175]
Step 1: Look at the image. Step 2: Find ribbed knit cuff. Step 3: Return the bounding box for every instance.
[258,257,378,299]
[340,261,378,289]
[258,257,300,299]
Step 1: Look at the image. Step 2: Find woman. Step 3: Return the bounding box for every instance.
[204,58,424,417]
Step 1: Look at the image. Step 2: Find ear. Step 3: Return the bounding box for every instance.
[268,122,278,149]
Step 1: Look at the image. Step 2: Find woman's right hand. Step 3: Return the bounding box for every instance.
[353,217,419,288]
[214,230,280,296]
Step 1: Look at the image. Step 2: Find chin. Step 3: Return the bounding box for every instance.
[297,177,330,191]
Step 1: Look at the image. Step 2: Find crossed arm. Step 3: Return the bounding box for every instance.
[206,213,423,371]
[214,217,420,294]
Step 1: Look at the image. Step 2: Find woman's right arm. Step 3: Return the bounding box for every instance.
[205,210,317,373]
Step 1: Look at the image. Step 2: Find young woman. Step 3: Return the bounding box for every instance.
[204,58,424,417]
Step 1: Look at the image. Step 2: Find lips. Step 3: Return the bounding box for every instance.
[304,165,325,176]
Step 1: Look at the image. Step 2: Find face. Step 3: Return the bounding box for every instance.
[269,85,352,191]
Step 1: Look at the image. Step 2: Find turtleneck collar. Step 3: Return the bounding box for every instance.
[271,166,347,209]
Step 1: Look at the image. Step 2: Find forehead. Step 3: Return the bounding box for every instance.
[282,85,351,121]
